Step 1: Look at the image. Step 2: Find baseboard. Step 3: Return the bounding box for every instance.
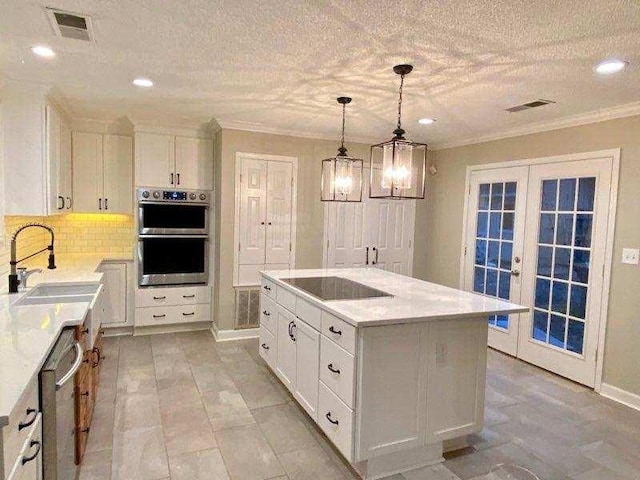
[134,322,212,336]
[212,324,260,342]
[600,383,640,412]
[101,325,134,337]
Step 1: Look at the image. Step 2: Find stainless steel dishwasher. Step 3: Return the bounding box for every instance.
[40,327,83,480]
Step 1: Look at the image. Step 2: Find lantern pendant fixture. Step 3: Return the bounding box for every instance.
[370,64,427,199]
[321,97,364,202]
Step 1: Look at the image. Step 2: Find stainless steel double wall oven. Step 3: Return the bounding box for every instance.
[137,188,210,286]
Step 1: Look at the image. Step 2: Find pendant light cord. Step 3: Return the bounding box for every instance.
[396,73,405,131]
[341,101,346,152]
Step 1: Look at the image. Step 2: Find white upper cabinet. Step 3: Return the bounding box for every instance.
[234,153,297,286]
[72,132,133,214]
[135,132,213,189]
[2,85,73,215]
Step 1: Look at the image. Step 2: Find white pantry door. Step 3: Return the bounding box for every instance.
[238,158,267,265]
[265,161,293,265]
[517,159,612,387]
[324,169,416,275]
[463,167,529,356]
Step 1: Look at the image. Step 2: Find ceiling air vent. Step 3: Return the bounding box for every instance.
[46,8,94,42]
[505,99,556,113]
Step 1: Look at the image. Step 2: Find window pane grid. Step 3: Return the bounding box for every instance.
[532,176,595,355]
[474,181,517,331]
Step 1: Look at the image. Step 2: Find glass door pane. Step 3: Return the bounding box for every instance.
[531,177,595,355]
[472,181,517,330]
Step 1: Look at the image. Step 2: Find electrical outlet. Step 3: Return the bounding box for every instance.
[622,248,640,265]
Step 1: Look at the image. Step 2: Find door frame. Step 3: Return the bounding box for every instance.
[459,149,620,392]
[233,152,298,287]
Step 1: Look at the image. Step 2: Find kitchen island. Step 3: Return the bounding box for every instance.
[258,268,527,480]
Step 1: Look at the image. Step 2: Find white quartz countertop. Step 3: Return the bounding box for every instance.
[0,254,133,427]
[262,268,529,327]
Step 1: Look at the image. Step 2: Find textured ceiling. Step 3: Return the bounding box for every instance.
[1,0,639,146]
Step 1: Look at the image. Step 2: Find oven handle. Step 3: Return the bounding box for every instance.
[138,201,210,207]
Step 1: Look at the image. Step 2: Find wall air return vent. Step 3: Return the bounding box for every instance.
[505,99,556,113]
[46,8,94,42]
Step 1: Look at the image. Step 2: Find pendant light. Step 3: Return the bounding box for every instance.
[321,97,364,202]
[370,64,427,199]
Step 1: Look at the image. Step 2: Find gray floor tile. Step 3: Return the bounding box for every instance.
[201,384,256,432]
[78,449,112,480]
[114,391,162,431]
[111,425,169,480]
[252,403,319,454]
[215,424,285,480]
[402,463,461,480]
[278,443,347,480]
[161,398,218,456]
[169,448,230,480]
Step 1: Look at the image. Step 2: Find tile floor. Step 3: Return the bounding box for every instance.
[79,331,640,480]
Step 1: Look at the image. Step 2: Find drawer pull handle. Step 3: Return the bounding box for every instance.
[261,343,270,350]
[183,294,196,298]
[263,285,271,291]
[328,326,342,336]
[81,328,89,334]
[327,363,341,374]
[325,412,339,425]
[182,312,195,316]
[21,440,41,465]
[263,310,270,316]
[153,296,166,300]
[81,391,89,397]
[18,408,38,431]
[80,427,90,433]
[153,314,166,318]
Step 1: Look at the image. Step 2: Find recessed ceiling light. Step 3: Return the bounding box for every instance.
[418,118,436,125]
[31,45,56,58]
[133,78,154,87]
[595,59,628,75]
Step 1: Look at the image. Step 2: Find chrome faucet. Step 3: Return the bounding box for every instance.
[16,268,43,291]
[9,223,56,294]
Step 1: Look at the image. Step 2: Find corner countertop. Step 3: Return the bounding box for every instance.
[261,268,529,327]
[0,254,133,427]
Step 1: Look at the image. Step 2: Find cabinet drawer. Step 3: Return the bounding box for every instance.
[321,311,357,355]
[258,326,276,369]
[135,304,211,327]
[136,285,210,308]
[6,412,42,480]
[260,277,276,299]
[2,378,39,476]
[320,336,356,408]
[296,297,321,331]
[276,285,296,313]
[318,381,354,462]
[260,294,277,334]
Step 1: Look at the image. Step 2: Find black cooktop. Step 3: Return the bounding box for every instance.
[281,276,392,301]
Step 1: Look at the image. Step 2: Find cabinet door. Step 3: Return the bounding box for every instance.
[174,137,213,189]
[294,320,320,420]
[72,132,104,213]
[238,158,267,265]
[46,105,62,212]
[135,133,175,187]
[265,161,293,264]
[99,263,127,326]
[103,135,133,213]
[59,119,73,211]
[275,306,297,392]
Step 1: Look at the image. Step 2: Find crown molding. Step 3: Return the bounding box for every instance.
[431,101,640,151]
[217,120,379,146]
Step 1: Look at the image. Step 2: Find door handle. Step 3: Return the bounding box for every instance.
[56,343,83,390]
[98,198,102,210]
[58,195,64,210]
[372,246,378,265]
[177,173,180,185]
[105,198,108,210]
[366,246,370,265]
[511,270,521,277]
[171,173,174,185]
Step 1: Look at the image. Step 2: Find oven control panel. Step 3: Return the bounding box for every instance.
[137,188,209,204]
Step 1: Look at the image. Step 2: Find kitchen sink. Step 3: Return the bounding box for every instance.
[12,283,100,307]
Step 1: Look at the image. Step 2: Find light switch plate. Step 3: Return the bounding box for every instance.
[622,248,640,265]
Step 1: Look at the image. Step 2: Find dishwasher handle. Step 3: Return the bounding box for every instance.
[56,342,83,390]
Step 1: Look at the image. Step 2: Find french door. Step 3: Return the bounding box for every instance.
[463,154,615,387]
[324,169,415,275]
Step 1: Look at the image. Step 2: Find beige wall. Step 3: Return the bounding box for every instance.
[214,128,371,331]
[417,115,640,396]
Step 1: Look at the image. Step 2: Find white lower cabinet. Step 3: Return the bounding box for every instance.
[292,320,320,420]
[318,381,354,461]
[275,306,297,391]
[135,286,212,327]
[97,262,129,328]
[6,413,42,480]
[258,326,276,369]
